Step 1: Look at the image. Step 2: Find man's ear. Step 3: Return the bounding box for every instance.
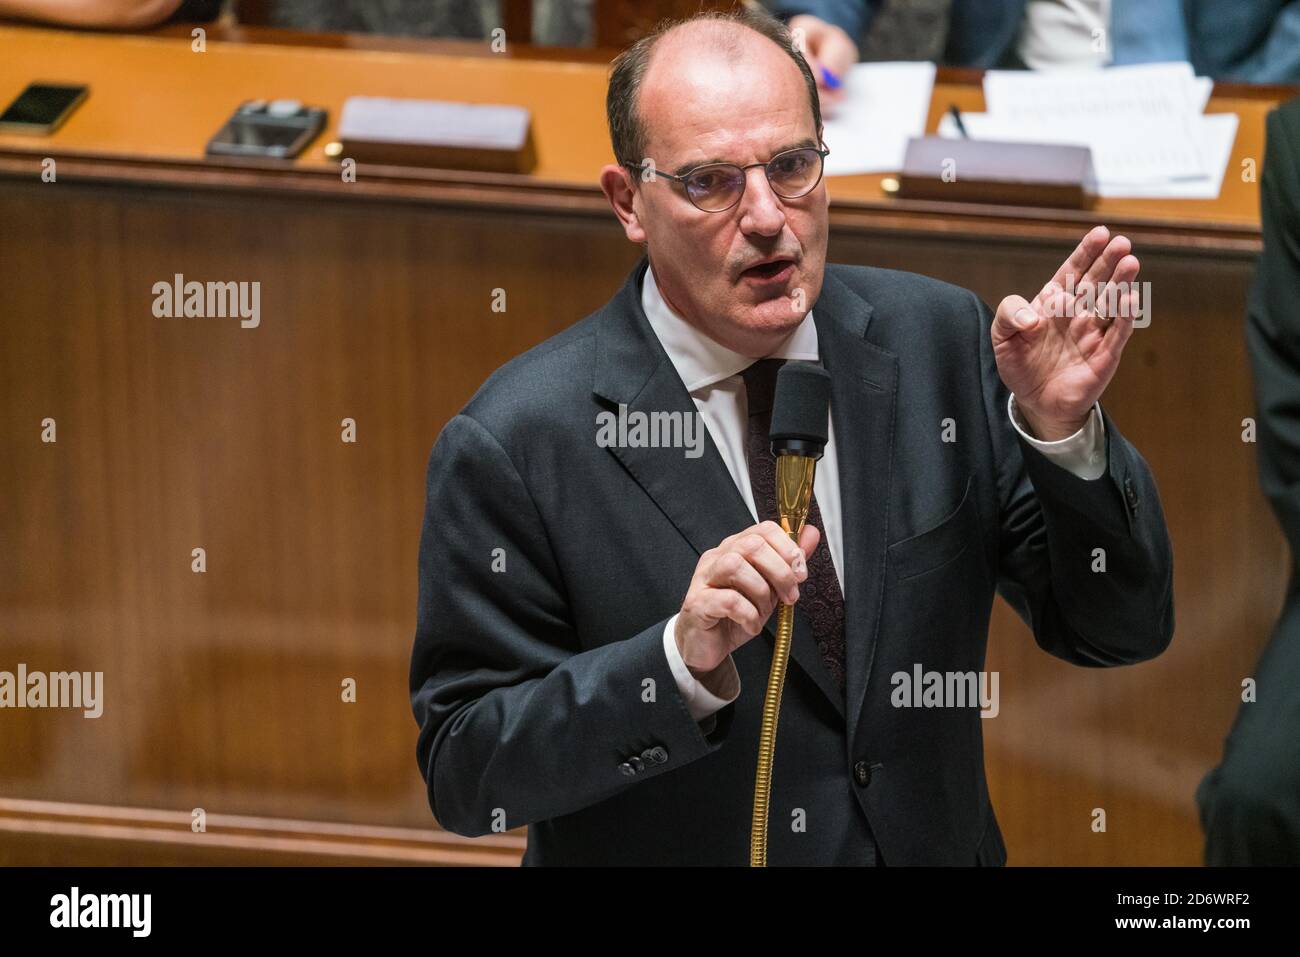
[599,164,647,244]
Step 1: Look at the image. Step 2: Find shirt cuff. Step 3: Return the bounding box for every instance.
[662,613,741,722]
[1007,394,1107,481]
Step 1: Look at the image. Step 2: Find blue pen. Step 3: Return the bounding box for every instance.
[819,65,842,90]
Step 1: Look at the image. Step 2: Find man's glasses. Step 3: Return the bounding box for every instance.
[624,145,830,213]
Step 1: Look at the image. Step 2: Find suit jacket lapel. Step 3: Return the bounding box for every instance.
[593,258,757,558]
[812,268,899,736]
[593,257,891,725]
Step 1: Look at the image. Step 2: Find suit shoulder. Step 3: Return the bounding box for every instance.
[1271,94,1300,142]
[825,262,985,324]
[1266,98,1300,197]
[456,305,603,441]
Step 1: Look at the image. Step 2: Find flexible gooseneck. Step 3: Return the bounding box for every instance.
[750,452,817,867]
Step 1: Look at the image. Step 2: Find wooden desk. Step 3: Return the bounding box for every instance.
[0,22,1291,866]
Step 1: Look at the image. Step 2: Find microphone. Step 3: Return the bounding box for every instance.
[751,360,832,868]
[771,360,832,453]
[770,361,832,536]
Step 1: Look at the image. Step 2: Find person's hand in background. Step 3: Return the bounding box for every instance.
[0,0,184,29]
[788,14,858,111]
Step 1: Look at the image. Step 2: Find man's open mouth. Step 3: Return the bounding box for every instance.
[741,259,795,281]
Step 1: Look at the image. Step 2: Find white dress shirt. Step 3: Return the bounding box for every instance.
[1017,0,1109,70]
[641,265,1107,723]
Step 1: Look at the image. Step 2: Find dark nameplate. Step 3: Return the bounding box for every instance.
[897,135,1095,208]
[337,96,537,174]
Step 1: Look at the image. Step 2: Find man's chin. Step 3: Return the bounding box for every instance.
[743,275,807,312]
[735,298,808,337]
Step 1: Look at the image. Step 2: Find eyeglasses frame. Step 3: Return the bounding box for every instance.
[622,144,831,212]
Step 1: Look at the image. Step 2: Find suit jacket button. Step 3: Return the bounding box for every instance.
[629,755,645,773]
[1124,477,1139,511]
[617,762,636,777]
[853,761,872,786]
[644,746,668,765]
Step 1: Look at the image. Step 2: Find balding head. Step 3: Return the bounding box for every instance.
[607,11,822,171]
[600,10,830,358]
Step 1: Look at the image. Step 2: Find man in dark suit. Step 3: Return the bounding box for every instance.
[1196,96,1300,865]
[409,8,1174,865]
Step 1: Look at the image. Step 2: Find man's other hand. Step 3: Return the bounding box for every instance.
[676,520,818,674]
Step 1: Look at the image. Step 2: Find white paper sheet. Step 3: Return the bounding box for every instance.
[821,61,936,176]
[936,62,1238,199]
[982,62,1204,127]
[937,111,1238,200]
[1094,113,1239,199]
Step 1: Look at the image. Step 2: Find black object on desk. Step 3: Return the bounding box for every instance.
[206,100,326,160]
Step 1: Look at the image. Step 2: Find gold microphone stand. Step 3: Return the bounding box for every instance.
[749,451,817,867]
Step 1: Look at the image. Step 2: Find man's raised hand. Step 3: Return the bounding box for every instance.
[992,225,1142,440]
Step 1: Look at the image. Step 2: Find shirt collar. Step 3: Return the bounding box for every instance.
[641,260,820,393]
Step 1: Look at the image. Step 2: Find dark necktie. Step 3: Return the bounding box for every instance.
[742,358,846,699]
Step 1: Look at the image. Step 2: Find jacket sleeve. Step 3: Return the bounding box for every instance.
[1191,1,1300,84]
[973,293,1176,666]
[769,0,880,44]
[1246,103,1300,554]
[410,413,735,837]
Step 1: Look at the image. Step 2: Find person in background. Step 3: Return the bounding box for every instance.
[0,0,217,28]
[772,0,1300,106]
[250,0,590,44]
[1196,96,1300,865]
[0,0,591,43]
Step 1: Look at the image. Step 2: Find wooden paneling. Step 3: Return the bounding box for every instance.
[0,181,634,863]
[0,799,523,865]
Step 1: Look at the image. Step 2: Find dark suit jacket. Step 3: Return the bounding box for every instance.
[772,0,1300,82]
[410,258,1175,865]
[1197,96,1300,863]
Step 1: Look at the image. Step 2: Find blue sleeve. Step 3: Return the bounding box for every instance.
[1192,0,1300,83]
[768,0,881,43]
[1237,2,1300,83]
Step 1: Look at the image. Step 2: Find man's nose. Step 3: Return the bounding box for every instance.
[736,165,786,236]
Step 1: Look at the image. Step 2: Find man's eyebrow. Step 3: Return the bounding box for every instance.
[670,138,820,178]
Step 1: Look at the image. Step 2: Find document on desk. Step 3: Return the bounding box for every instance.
[982,62,1205,127]
[941,62,1238,199]
[821,61,936,176]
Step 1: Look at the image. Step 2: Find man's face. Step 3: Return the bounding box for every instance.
[612,28,829,356]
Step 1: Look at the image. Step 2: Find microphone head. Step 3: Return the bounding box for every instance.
[770,361,831,457]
